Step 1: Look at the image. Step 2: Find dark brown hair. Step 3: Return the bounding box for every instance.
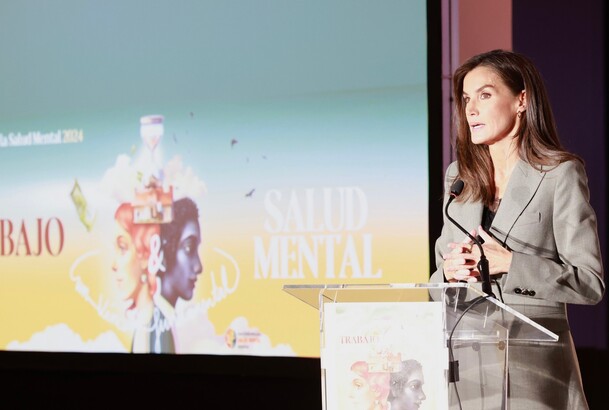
[452,49,581,205]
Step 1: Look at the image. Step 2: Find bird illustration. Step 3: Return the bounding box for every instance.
[231,138,238,148]
[245,188,255,198]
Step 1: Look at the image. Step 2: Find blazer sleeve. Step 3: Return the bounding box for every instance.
[429,162,458,284]
[503,160,605,305]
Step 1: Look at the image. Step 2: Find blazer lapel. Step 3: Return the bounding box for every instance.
[490,159,544,244]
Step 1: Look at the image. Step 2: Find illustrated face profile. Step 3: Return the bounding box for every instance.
[111,203,159,309]
[340,361,390,410]
[344,369,377,410]
[160,197,203,305]
[111,218,143,303]
[389,360,426,410]
[169,218,202,301]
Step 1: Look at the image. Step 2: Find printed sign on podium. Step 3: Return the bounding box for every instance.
[284,282,558,410]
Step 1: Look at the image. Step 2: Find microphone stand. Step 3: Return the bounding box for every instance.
[443,181,497,406]
[445,194,495,298]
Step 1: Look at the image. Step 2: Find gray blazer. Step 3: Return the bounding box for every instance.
[431,159,605,409]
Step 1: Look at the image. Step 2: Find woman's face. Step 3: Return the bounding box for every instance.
[111,221,142,303]
[462,65,523,146]
[342,370,377,410]
[393,369,426,410]
[164,219,202,302]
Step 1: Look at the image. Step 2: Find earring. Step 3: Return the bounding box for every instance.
[141,274,147,284]
[517,111,523,118]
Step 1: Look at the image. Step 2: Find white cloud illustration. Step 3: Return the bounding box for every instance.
[6,323,127,353]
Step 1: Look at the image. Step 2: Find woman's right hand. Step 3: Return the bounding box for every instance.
[442,232,480,282]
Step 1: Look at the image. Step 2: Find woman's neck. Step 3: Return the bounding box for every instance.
[489,138,519,199]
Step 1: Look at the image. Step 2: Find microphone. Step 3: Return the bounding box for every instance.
[444,179,495,298]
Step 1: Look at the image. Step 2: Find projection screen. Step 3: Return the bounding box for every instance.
[0,0,429,358]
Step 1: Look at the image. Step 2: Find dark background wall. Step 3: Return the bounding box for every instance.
[513,0,607,350]
[512,1,608,407]
[2,1,607,408]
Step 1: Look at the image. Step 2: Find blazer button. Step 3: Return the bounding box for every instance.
[521,289,530,296]
[529,290,536,297]
[514,288,522,294]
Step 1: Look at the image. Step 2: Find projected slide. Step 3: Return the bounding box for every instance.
[0,1,429,357]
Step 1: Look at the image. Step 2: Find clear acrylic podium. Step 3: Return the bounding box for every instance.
[283,283,558,410]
